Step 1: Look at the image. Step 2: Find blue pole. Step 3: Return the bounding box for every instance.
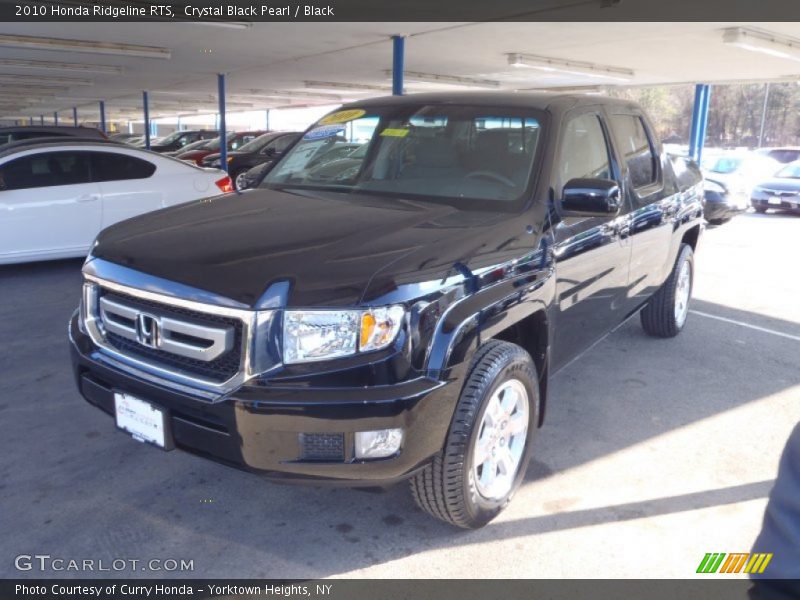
[697,85,711,165]
[39,115,44,125]
[72,107,78,126]
[29,116,34,126]
[54,111,58,126]
[218,73,227,173]
[392,35,404,96]
[688,84,711,163]
[143,91,150,150]
[99,101,106,133]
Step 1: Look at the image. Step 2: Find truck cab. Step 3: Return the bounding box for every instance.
[69,93,703,528]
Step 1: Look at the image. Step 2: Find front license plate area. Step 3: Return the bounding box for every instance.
[768,197,782,205]
[114,393,173,450]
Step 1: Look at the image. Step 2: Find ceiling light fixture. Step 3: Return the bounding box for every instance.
[383,70,501,88]
[243,89,342,101]
[0,74,93,86]
[722,27,800,62]
[0,34,171,59]
[304,80,391,93]
[0,58,124,75]
[507,53,634,82]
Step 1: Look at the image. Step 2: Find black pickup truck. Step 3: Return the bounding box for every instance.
[69,93,703,528]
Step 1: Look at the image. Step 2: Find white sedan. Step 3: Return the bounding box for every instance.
[0,140,233,264]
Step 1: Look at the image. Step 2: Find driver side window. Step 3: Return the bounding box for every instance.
[557,113,613,194]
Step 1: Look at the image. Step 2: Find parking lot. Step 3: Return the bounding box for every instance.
[0,210,796,579]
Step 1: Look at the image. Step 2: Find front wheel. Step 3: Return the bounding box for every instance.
[410,340,538,529]
[753,206,768,214]
[640,243,694,338]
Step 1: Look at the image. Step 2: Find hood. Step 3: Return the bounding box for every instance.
[91,188,532,308]
[204,151,246,162]
[755,178,800,192]
[177,150,211,160]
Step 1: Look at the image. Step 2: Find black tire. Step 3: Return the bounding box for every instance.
[410,340,538,529]
[640,243,694,338]
[754,206,768,214]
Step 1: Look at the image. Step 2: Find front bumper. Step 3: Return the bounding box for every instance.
[703,191,747,222]
[751,193,800,212]
[69,313,459,485]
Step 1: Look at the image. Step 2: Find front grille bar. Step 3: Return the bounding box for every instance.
[82,275,266,401]
[99,296,234,362]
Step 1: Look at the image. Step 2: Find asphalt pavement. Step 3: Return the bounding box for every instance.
[1,210,798,579]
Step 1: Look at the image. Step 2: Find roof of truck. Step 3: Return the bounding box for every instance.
[341,91,642,113]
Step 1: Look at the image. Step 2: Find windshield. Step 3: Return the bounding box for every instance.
[262,104,545,208]
[202,132,259,151]
[777,163,800,179]
[706,156,742,174]
[238,133,279,153]
[157,130,185,145]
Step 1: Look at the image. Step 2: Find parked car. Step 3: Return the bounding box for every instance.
[701,151,781,212]
[754,147,800,165]
[148,130,219,153]
[0,139,232,264]
[70,93,703,528]
[702,178,747,224]
[163,138,213,158]
[751,160,800,214]
[108,133,140,143]
[176,131,267,166]
[1,125,107,147]
[202,131,301,189]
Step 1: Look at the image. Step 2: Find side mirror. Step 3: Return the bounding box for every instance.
[560,178,621,217]
[261,147,276,156]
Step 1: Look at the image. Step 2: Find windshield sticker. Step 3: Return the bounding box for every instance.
[318,109,366,125]
[303,124,346,141]
[380,128,409,137]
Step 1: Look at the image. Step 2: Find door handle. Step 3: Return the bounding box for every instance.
[76,194,99,203]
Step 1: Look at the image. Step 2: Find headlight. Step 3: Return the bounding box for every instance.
[283,306,404,364]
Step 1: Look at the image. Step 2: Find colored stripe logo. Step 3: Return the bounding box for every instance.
[697,553,773,574]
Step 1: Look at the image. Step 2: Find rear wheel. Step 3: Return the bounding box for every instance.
[640,243,694,338]
[410,340,538,529]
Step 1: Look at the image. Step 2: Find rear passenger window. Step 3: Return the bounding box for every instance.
[557,113,612,191]
[612,115,657,189]
[90,152,156,182]
[0,151,91,191]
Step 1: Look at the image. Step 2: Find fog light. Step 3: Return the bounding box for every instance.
[355,428,403,459]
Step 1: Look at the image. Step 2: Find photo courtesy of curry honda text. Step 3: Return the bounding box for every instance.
[69,92,703,528]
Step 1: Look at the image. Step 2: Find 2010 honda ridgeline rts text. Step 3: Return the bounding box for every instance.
[70,93,704,528]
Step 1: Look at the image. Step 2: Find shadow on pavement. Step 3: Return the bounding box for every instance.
[0,259,796,578]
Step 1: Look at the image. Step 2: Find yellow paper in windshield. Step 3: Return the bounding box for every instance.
[319,109,366,125]
[380,128,409,137]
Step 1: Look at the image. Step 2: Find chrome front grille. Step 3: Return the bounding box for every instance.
[99,295,235,362]
[99,290,243,383]
[82,275,261,399]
